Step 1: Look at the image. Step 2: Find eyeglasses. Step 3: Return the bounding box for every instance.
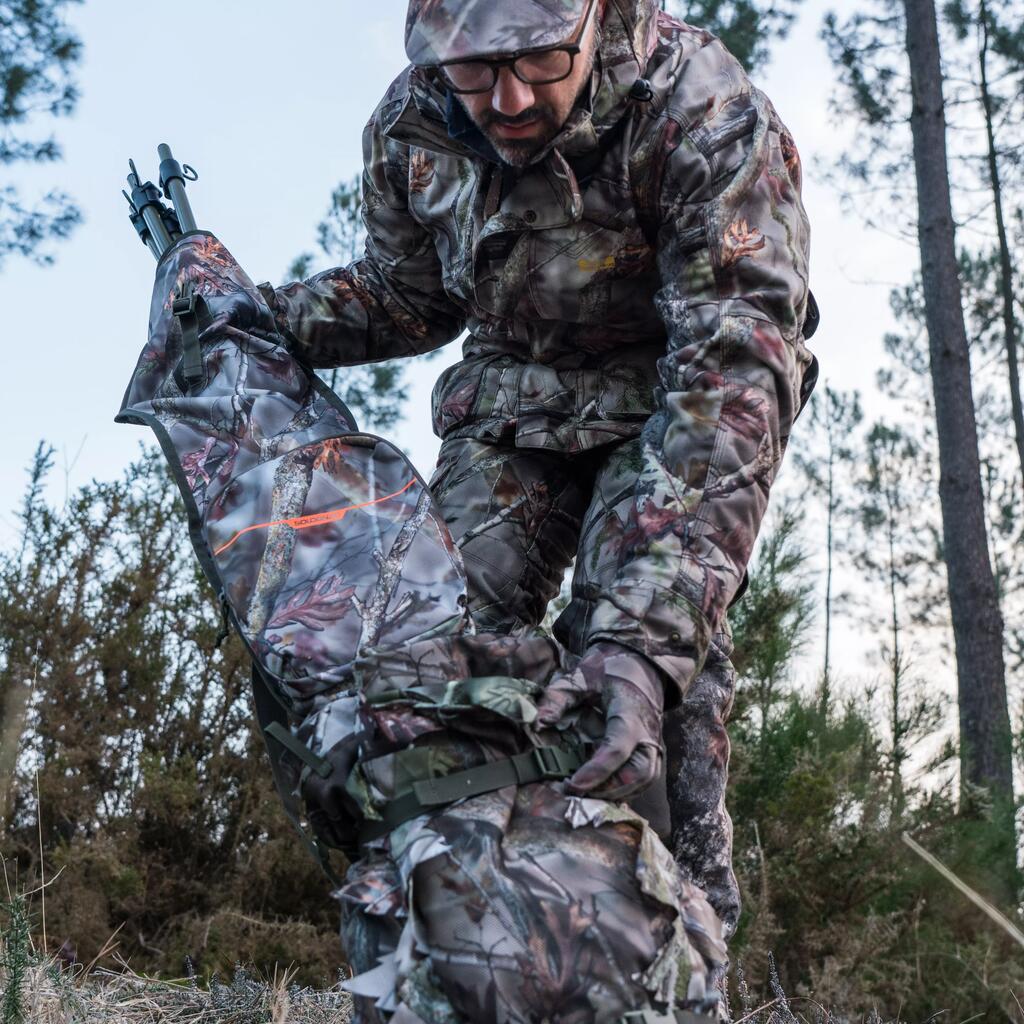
[437,0,599,95]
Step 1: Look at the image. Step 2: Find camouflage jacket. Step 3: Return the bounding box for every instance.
[261,0,817,689]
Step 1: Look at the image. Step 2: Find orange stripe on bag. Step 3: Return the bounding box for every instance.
[213,477,418,556]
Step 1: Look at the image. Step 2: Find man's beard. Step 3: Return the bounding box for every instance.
[475,105,564,168]
[458,45,598,169]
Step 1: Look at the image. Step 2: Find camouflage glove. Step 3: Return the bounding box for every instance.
[536,641,665,801]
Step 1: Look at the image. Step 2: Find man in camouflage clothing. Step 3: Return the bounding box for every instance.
[259,0,817,943]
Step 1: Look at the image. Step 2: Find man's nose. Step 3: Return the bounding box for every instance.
[491,65,535,117]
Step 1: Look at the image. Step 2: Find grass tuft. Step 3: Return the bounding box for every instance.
[0,944,353,1023]
[1,893,32,1024]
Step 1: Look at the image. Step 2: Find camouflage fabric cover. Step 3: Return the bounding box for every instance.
[405,0,589,66]
[116,232,470,715]
[117,232,728,1022]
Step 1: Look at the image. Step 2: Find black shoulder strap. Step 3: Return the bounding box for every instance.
[250,665,344,886]
[171,290,210,393]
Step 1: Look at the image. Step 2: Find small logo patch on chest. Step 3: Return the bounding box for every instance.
[577,255,617,272]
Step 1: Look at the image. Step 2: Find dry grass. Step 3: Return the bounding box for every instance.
[2,947,352,1024]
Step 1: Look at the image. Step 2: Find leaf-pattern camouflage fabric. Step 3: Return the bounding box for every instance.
[117,233,728,1022]
[116,232,470,715]
[405,0,588,66]
[260,0,818,697]
[429,436,740,934]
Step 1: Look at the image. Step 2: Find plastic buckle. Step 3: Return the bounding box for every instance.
[172,293,198,317]
[532,745,574,780]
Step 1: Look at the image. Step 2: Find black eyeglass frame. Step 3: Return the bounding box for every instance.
[434,0,600,95]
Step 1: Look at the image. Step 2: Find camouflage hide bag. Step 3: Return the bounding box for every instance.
[117,231,727,1024]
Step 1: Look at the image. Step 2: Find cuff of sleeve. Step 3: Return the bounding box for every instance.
[255,281,300,351]
[585,579,712,705]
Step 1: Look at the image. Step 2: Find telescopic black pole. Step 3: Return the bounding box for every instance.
[158,143,198,233]
[123,144,199,261]
[127,159,174,255]
[123,190,161,259]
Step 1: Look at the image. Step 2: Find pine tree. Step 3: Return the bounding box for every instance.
[793,386,863,700]
[285,175,411,431]
[824,0,1015,876]
[729,502,816,744]
[903,0,1013,824]
[946,0,1024,492]
[853,421,943,815]
[0,0,82,268]
[665,0,801,71]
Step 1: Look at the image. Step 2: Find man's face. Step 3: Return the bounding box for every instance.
[454,2,604,168]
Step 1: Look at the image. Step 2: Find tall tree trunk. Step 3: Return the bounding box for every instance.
[902,0,1013,812]
[823,396,835,702]
[977,0,1024,495]
[885,483,906,817]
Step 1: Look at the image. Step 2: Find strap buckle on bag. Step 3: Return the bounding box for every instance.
[531,744,578,780]
[358,743,586,846]
[171,293,198,317]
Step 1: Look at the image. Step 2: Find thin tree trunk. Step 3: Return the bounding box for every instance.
[885,481,905,817]
[823,397,835,702]
[902,0,1013,811]
[977,0,1024,494]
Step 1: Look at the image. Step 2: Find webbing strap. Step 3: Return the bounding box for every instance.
[358,744,584,844]
[171,291,206,389]
[250,665,343,886]
[620,1010,717,1024]
[264,721,332,779]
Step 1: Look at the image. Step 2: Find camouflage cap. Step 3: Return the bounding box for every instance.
[405,0,590,66]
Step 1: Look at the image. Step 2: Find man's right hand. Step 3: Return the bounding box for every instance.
[536,641,665,801]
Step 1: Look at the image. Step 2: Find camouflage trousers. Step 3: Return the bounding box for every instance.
[429,437,740,936]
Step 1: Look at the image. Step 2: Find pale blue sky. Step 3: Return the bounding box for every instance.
[0,0,921,689]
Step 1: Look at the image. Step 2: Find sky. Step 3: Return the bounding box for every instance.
[0,0,924,695]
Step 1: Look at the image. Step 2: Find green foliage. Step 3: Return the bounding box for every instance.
[0,448,342,983]
[666,0,802,71]
[0,0,82,268]
[0,892,31,1024]
[726,507,1024,1017]
[820,0,918,237]
[285,174,413,432]
[730,502,815,736]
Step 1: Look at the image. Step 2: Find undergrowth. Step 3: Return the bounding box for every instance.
[0,891,352,1024]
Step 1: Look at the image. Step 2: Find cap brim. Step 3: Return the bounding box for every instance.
[406,0,589,66]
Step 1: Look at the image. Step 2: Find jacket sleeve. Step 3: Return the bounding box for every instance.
[584,40,816,701]
[258,84,466,368]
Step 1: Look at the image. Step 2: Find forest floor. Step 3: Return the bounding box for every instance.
[2,957,355,1023]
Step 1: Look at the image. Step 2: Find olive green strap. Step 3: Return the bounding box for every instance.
[621,1010,718,1024]
[358,744,584,845]
[264,720,332,779]
[250,665,343,886]
[171,291,206,389]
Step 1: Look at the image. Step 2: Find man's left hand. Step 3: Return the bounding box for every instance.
[536,641,665,801]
